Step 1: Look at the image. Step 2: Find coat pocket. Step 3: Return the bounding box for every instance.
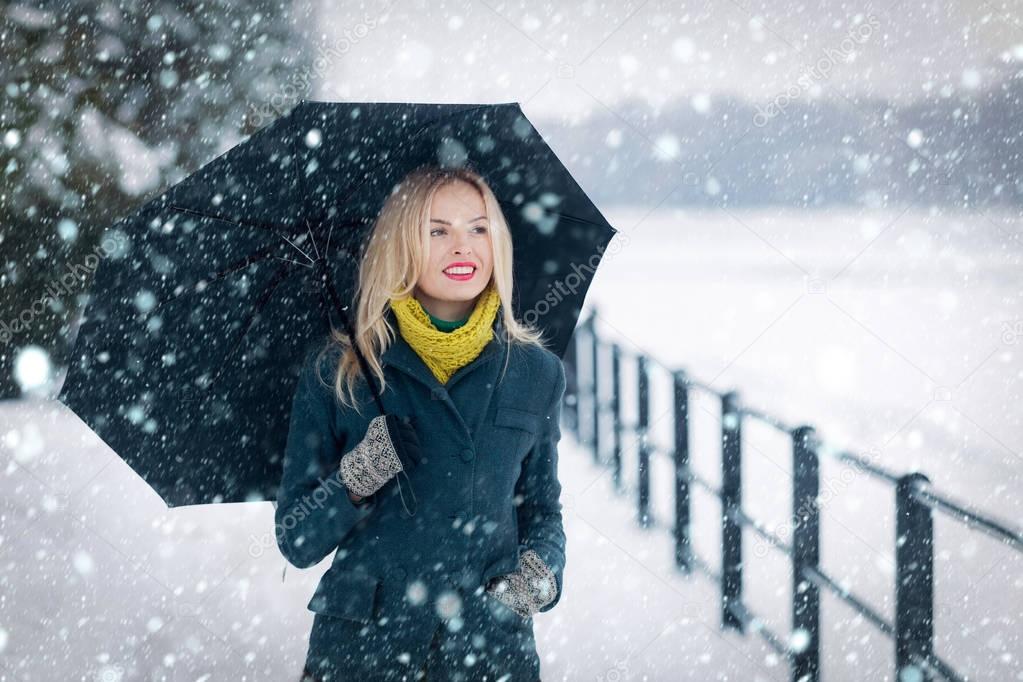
[493,406,542,433]
[493,406,543,461]
[483,586,532,631]
[306,568,380,624]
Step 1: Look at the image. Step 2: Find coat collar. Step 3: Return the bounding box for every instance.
[380,306,507,395]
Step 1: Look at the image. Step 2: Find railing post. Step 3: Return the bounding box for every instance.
[589,312,601,464]
[895,473,935,681]
[673,369,692,573]
[791,425,821,682]
[721,390,743,631]
[611,343,623,492]
[637,355,651,527]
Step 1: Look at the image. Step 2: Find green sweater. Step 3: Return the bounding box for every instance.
[427,311,470,332]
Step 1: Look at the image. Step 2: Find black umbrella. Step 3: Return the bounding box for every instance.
[57,99,618,508]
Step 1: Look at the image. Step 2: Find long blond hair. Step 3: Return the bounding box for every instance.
[317,164,550,414]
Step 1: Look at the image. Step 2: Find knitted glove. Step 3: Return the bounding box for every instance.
[485,549,558,618]
[339,414,422,498]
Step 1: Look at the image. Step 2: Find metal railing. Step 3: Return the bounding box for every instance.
[562,308,1023,682]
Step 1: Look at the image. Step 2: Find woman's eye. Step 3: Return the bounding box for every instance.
[430,227,486,236]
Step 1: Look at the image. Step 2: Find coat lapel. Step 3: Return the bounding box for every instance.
[379,307,507,439]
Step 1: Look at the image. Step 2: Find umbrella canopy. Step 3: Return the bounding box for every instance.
[57,99,618,508]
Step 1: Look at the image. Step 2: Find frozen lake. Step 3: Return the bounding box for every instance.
[589,205,1021,516]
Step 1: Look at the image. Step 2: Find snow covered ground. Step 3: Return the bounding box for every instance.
[1,205,1019,680]
[578,204,1023,681]
[0,394,784,681]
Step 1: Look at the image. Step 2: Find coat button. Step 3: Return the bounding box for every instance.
[459,447,475,462]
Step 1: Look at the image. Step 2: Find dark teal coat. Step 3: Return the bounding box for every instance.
[275,310,567,681]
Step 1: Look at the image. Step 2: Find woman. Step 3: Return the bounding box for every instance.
[275,164,568,681]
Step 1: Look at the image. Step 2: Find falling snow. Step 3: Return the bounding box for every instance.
[1,1,1021,680]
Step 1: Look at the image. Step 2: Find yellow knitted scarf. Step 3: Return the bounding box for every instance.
[389,281,502,385]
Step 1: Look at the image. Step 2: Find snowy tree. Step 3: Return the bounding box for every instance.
[0,0,315,398]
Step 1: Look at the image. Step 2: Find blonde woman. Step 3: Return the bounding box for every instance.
[275,164,567,681]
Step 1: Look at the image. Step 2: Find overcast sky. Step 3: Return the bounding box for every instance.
[307,0,1023,123]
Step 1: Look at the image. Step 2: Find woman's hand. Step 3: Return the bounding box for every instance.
[485,549,558,618]
[339,414,422,499]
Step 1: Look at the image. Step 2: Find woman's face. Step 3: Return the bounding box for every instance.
[414,180,495,321]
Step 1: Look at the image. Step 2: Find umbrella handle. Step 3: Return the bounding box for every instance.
[321,266,419,517]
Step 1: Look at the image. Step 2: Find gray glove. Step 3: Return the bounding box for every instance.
[485,549,558,618]
[339,414,422,498]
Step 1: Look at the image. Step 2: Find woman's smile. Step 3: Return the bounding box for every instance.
[443,261,477,281]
